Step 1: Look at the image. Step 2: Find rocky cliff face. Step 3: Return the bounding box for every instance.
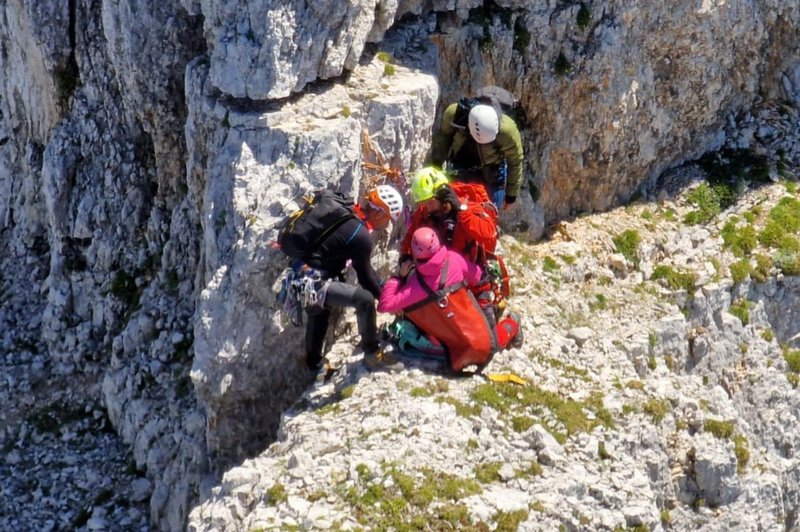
[1,0,799,530]
[189,182,800,530]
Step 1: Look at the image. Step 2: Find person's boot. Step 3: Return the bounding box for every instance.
[312,357,338,387]
[363,344,404,372]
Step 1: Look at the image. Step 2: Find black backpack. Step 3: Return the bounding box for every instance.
[452,86,527,130]
[277,189,355,260]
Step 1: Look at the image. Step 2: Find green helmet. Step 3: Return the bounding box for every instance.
[411,166,449,203]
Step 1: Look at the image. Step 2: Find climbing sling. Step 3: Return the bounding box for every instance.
[275,263,331,326]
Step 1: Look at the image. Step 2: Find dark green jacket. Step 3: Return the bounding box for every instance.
[430,102,524,198]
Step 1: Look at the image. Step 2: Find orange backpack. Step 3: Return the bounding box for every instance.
[449,182,509,305]
[403,260,498,372]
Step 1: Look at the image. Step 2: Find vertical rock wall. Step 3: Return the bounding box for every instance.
[186,35,440,466]
[2,1,206,530]
[430,0,800,222]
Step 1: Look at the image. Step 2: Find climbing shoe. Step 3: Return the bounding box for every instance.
[363,345,404,372]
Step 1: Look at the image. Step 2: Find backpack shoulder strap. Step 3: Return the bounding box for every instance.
[404,260,467,313]
[309,212,355,250]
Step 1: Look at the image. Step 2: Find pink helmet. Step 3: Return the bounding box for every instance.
[411,227,441,260]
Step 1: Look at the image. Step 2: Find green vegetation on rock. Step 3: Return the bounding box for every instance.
[729,299,750,325]
[613,229,641,265]
[704,419,735,439]
[722,219,758,257]
[651,265,697,294]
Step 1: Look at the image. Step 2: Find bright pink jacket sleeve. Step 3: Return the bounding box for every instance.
[378,276,427,313]
[378,247,483,314]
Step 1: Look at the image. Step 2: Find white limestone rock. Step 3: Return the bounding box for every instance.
[690,433,742,507]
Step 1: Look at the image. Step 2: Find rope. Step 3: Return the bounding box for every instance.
[361,131,407,191]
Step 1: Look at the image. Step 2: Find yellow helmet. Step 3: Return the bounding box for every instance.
[411,166,449,203]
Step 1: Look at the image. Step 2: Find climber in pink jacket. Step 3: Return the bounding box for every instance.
[379,228,522,350]
[378,228,483,313]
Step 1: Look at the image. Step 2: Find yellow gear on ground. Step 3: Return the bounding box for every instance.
[484,373,527,385]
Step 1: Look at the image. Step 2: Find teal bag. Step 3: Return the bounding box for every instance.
[385,319,447,360]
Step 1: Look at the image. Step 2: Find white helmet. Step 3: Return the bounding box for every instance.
[370,184,404,221]
[468,104,500,144]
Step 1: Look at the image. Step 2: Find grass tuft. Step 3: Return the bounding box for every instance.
[751,254,773,283]
[651,265,697,294]
[554,52,572,76]
[729,299,750,325]
[643,398,670,424]
[733,434,749,473]
[784,347,800,373]
[704,419,734,439]
[495,509,529,531]
[613,229,641,265]
[721,220,757,257]
[729,259,751,284]
[576,3,591,29]
[470,382,613,441]
[474,462,503,483]
[543,256,560,273]
[266,482,288,505]
[513,20,531,53]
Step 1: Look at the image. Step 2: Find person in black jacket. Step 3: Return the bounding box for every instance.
[303,186,405,378]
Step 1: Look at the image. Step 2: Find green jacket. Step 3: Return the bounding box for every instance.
[430,102,524,198]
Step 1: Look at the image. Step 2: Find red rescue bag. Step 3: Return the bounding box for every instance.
[450,182,491,204]
[404,261,498,372]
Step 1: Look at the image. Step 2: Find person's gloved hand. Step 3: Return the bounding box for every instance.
[398,253,415,279]
[398,260,414,279]
[398,253,412,268]
[436,185,461,211]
